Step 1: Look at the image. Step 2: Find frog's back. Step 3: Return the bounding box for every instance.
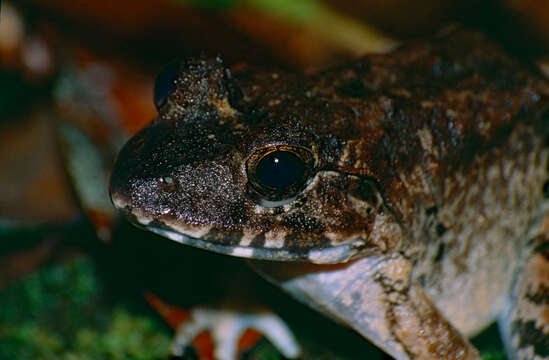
[312,31,549,334]
[232,30,549,336]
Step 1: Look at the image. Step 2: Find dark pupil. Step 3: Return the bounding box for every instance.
[154,61,180,110]
[255,151,305,190]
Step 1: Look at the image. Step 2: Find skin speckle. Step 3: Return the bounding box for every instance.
[446,109,457,118]
[110,32,549,359]
[417,128,435,155]
[253,205,263,214]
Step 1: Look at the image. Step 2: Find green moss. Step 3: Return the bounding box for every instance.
[0,239,506,359]
[0,258,171,360]
[77,309,170,359]
[482,351,506,360]
[0,324,65,360]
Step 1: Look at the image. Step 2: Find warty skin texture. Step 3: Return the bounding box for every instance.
[110,30,549,359]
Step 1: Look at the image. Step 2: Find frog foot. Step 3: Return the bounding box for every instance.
[171,306,301,360]
[144,292,300,360]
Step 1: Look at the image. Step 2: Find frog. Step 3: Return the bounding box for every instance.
[109,29,549,359]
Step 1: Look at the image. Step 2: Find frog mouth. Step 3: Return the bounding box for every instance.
[126,214,366,264]
[152,225,366,264]
[110,171,392,264]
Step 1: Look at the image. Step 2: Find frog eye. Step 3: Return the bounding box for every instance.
[154,61,180,110]
[255,151,305,189]
[247,146,314,206]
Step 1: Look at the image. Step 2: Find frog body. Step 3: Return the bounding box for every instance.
[110,30,549,359]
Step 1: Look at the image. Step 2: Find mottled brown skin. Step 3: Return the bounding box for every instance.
[110,30,549,359]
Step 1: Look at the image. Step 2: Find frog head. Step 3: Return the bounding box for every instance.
[110,56,403,264]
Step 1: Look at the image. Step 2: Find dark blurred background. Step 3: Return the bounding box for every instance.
[1,0,548,358]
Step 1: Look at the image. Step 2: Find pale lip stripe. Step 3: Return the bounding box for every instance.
[142,223,364,264]
[231,247,254,257]
[238,229,258,247]
[118,199,368,263]
[151,226,185,243]
[264,230,286,248]
[147,226,273,260]
[167,222,213,239]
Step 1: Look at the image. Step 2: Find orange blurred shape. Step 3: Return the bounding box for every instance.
[28,0,198,38]
[108,63,157,135]
[144,292,215,359]
[85,209,115,243]
[71,48,157,136]
[144,291,190,330]
[238,328,264,355]
[193,330,215,360]
[504,0,549,47]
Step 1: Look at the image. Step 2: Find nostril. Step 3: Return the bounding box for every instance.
[543,180,549,198]
[159,176,178,191]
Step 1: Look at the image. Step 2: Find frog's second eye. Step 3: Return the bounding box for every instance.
[247,147,314,206]
[154,61,180,110]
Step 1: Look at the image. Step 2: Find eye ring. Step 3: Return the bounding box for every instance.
[246,145,314,206]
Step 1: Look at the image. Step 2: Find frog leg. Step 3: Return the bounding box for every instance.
[170,306,300,360]
[254,254,480,360]
[145,288,300,360]
[377,275,481,359]
[498,220,549,359]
